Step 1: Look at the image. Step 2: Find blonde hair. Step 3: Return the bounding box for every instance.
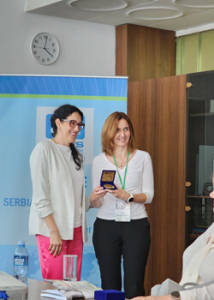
[101,112,135,156]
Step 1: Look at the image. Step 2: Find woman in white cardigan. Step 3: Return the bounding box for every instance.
[131,221,214,300]
[29,104,104,280]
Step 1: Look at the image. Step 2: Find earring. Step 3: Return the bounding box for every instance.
[57,128,61,133]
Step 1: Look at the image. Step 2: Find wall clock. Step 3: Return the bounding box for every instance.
[30,32,59,65]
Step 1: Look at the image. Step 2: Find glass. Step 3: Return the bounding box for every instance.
[61,119,85,130]
[63,255,77,281]
[186,71,214,247]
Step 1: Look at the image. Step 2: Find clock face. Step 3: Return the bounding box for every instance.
[31,32,59,65]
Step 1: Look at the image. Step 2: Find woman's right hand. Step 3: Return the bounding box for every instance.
[43,214,63,257]
[49,228,63,257]
[90,186,107,208]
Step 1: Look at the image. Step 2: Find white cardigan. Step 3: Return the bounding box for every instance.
[151,222,214,299]
[29,139,89,242]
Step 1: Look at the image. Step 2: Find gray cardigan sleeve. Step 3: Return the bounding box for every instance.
[30,142,54,218]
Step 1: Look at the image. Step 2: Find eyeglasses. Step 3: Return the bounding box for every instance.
[61,119,85,130]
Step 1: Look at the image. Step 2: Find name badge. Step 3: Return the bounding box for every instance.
[115,201,130,222]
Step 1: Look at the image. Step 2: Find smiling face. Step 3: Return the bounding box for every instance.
[54,112,82,146]
[113,118,130,149]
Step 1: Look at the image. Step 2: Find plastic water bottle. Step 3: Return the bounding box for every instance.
[13,241,29,284]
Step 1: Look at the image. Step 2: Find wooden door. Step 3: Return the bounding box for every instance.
[128,75,187,294]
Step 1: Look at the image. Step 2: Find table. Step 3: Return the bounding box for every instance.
[28,279,57,300]
[27,279,86,300]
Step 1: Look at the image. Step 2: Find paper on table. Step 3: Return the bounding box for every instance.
[45,280,102,298]
[41,289,66,300]
[41,288,83,300]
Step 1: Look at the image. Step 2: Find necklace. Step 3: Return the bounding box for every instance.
[113,153,128,168]
[113,152,129,190]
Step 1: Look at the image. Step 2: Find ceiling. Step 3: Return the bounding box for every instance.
[25,0,214,36]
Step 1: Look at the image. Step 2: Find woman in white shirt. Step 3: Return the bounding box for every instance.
[90,112,154,299]
[29,104,93,281]
[131,221,214,300]
[131,282,214,300]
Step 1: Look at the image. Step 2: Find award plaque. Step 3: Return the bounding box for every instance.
[100,170,117,190]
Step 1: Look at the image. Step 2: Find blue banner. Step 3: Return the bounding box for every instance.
[0,75,127,286]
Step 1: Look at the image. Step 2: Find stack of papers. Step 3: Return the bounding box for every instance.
[41,289,78,300]
[41,289,82,300]
[41,280,102,300]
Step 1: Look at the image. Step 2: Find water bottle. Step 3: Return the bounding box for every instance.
[13,241,29,284]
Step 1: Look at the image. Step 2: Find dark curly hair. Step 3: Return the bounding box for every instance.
[50,104,83,170]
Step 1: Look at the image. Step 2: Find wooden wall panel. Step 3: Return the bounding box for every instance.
[116,24,128,76]
[128,75,187,294]
[116,24,175,81]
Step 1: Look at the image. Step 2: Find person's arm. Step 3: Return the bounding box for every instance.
[90,157,107,208]
[106,152,154,204]
[132,283,214,300]
[179,282,214,300]
[138,152,154,204]
[132,296,171,300]
[30,143,54,218]
[43,214,62,257]
[30,143,62,256]
[90,186,107,208]
[105,185,147,203]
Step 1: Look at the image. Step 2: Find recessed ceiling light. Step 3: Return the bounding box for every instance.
[67,0,127,12]
[128,6,183,21]
[174,0,214,8]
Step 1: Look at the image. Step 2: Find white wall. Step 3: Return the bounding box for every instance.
[0,0,115,76]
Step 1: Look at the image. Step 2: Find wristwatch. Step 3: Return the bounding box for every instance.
[127,194,134,203]
[171,291,181,300]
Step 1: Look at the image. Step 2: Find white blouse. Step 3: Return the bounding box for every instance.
[181,222,214,284]
[151,223,214,299]
[91,150,154,220]
[180,223,214,300]
[55,144,83,228]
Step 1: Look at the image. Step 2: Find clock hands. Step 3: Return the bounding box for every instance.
[34,45,53,57]
[44,48,53,57]
[35,46,49,49]
[43,36,53,57]
[44,36,48,49]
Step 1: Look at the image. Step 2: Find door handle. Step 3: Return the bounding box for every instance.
[185,206,191,212]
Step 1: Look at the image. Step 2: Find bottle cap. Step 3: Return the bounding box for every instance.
[18,241,25,246]
[0,291,9,299]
